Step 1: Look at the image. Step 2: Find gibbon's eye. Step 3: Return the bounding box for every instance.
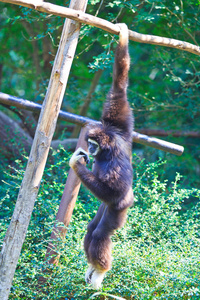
[88,138,100,156]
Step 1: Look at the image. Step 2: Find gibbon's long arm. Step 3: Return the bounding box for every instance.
[70,160,127,204]
[72,162,114,201]
[112,25,130,91]
[69,148,114,202]
[102,24,133,139]
[69,147,133,209]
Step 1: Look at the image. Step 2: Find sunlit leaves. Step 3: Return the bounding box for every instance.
[88,51,114,72]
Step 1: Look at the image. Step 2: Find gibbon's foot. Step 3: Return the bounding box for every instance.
[85,265,106,289]
[90,270,107,290]
[117,23,129,46]
[69,147,90,168]
[85,265,95,284]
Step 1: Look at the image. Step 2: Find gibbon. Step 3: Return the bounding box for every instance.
[69,23,134,289]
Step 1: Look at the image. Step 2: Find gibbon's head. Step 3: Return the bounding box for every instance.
[85,123,114,157]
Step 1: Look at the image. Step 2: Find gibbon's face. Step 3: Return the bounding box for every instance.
[87,138,100,156]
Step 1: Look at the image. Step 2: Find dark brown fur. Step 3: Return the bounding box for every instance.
[71,25,134,283]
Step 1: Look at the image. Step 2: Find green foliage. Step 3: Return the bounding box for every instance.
[0,154,199,299]
[89,51,114,72]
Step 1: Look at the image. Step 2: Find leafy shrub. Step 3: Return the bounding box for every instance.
[0,151,199,299]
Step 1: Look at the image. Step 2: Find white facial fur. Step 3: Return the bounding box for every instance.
[88,138,100,156]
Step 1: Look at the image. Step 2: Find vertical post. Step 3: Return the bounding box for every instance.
[46,126,88,264]
[0,0,88,299]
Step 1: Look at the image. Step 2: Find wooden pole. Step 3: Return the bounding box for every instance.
[132,131,184,156]
[45,126,88,264]
[0,0,88,298]
[0,92,185,156]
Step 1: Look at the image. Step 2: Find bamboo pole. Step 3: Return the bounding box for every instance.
[0,0,88,298]
[0,92,184,155]
[0,0,200,56]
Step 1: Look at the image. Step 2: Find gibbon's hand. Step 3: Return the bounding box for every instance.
[69,147,90,168]
[116,23,129,46]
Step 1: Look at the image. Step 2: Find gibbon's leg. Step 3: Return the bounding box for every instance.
[88,206,128,289]
[84,203,106,257]
[84,203,106,283]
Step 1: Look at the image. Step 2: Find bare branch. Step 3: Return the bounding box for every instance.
[0,109,76,159]
[0,92,184,156]
[0,111,33,159]
[132,131,184,156]
[0,0,200,55]
[138,128,200,138]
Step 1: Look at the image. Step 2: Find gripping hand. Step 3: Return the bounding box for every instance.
[117,23,129,46]
[69,147,90,169]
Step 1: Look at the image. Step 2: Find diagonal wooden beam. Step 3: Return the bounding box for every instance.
[0,0,200,56]
[45,126,88,265]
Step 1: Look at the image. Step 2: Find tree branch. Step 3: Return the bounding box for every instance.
[0,109,78,159]
[0,0,200,56]
[0,92,184,156]
[0,111,33,158]
[138,128,200,138]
